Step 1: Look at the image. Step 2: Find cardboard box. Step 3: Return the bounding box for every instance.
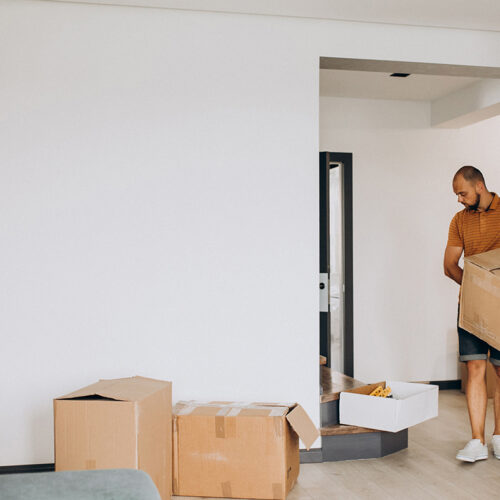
[172,401,319,500]
[461,362,497,398]
[339,381,438,433]
[54,376,172,500]
[459,248,500,351]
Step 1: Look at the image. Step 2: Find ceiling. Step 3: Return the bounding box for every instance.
[320,70,481,101]
[54,0,500,32]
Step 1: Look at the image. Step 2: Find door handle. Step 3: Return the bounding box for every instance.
[319,273,329,312]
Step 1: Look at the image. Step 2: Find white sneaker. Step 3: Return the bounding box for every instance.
[456,439,488,462]
[492,435,500,459]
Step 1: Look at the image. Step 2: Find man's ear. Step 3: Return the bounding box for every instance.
[476,181,485,194]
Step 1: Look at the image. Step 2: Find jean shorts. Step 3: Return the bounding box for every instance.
[458,309,500,365]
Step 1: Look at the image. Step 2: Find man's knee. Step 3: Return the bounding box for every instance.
[467,360,487,379]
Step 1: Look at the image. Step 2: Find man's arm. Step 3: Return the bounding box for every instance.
[443,245,464,285]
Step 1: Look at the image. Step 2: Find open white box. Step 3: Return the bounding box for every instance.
[339,381,438,433]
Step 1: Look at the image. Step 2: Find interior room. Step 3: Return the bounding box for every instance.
[1,1,500,499]
[320,61,500,383]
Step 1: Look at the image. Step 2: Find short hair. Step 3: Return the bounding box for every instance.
[453,166,486,186]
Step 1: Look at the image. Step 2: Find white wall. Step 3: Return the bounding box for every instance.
[1,0,500,464]
[321,96,500,383]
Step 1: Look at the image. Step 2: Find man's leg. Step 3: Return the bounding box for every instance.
[466,359,487,443]
[457,317,489,460]
[493,364,500,435]
[491,360,500,459]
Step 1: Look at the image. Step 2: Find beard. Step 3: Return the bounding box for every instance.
[464,194,480,211]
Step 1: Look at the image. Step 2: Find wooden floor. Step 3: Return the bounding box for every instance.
[173,390,500,500]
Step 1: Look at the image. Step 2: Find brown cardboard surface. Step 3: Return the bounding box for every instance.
[284,419,300,497]
[466,249,500,272]
[460,249,500,351]
[54,400,137,470]
[137,385,172,500]
[172,401,317,499]
[54,376,171,500]
[59,376,170,402]
[285,405,319,451]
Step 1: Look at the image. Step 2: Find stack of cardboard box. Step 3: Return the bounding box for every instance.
[54,378,318,500]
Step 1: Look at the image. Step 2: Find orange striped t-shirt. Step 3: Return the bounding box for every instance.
[447,192,500,257]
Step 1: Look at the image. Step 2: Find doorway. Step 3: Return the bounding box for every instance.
[318,57,500,388]
[319,152,353,377]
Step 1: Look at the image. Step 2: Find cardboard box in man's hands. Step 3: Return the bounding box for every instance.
[459,248,500,351]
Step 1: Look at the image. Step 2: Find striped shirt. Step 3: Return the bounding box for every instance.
[447,192,500,257]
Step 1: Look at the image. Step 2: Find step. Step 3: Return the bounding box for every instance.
[320,424,378,436]
[320,367,366,403]
[321,428,408,462]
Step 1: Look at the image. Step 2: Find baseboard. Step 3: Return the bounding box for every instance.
[429,379,461,390]
[1,450,330,472]
[300,448,323,463]
[0,463,55,475]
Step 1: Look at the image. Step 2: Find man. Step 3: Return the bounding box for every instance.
[444,166,500,462]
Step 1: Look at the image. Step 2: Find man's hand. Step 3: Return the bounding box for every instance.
[444,245,464,285]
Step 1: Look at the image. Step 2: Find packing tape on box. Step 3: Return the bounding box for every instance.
[215,415,238,438]
[269,408,286,416]
[174,401,290,416]
[177,400,280,409]
[221,481,232,497]
[272,483,283,499]
[85,459,96,470]
[215,416,226,438]
[216,406,233,416]
[273,418,283,438]
[176,405,196,416]
[178,400,253,407]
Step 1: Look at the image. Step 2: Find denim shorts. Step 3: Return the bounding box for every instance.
[458,310,500,365]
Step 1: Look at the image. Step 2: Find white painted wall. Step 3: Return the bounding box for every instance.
[321,96,500,383]
[1,0,500,464]
[432,79,500,127]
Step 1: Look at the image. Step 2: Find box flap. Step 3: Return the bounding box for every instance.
[343,381,386,396]
[57,376,171,402]
[285,405,319,450]
[465,248,500,272]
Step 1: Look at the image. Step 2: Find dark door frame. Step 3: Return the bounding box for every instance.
[319,152,353,377]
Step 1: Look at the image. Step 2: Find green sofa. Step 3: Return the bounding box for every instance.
[0,469,161,500]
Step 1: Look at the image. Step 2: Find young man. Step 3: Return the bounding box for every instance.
[444,166,500,462]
